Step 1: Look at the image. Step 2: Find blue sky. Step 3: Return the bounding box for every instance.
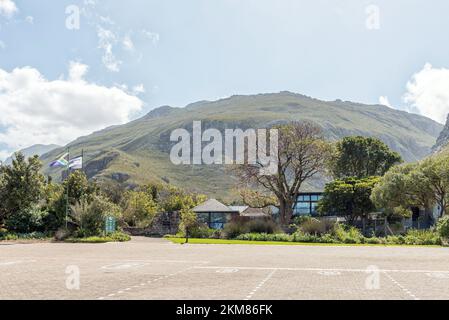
[1,0,449,159]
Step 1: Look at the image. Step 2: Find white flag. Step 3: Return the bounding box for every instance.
[69,156,83,169]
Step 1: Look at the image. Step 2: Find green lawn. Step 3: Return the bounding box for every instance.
[166,237,442,247]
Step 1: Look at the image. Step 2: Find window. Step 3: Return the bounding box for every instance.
[195,212,229,230]
[294,193,322,216]
[210,213,228,230]
[197,213,209,225]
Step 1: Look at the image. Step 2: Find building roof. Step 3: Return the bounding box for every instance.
[192,199,238,213]
[228,206,249,214]
[241,207,270,217]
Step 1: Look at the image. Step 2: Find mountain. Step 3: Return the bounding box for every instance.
[4,144,60,165]
[433,114,449,153]
[40,91,442,200]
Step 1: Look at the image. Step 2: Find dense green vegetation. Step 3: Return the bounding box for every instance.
[0,152,206,242]
[318,177,380,225]
[372,154,449,219]
[169,217,445,246]
[329,136,403,179]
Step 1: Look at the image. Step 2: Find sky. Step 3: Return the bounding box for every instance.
[0,0,449,160]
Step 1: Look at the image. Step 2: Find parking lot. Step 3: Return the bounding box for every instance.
[1,237,449,300]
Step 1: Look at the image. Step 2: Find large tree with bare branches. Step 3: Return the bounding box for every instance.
[235,122,331,225]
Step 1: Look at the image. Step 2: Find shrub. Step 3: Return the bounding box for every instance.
[5,205,47,233]
[55,228,72,241]
[292,215,314,226]
[0,232,50,241]
[108,231,131,242]
[299,218,334,236]
[236,233,292,242]
[437,216,449,240]
[246,220,280,234]
[292,231,337,244]
[65,231,131,243]
[189,225,215,239]
[224,219,281,239]
[403,229,441,246]
[385,235,405,245]
[224,220,249,239]
[71,195,122,237]
[332,223,363,244]
[364,237,385,245]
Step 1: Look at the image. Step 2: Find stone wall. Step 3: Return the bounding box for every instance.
[124,212,180,237]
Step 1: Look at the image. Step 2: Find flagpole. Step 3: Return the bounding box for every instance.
[65,147,70,230]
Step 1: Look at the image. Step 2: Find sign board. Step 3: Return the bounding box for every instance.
[105,216,116,234]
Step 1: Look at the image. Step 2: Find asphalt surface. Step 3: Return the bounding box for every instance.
[1,237,449,300]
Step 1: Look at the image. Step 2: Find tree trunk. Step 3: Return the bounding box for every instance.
[279,198,294,226]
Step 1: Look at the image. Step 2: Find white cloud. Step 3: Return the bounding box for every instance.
[132,84,145,94]
[122,35,135,52]
[0,62,143,158]
[403,63,449,124]
[379,96,392,108]
[97,26,122,72]
[0,40,5,49]
[0,0,18,18]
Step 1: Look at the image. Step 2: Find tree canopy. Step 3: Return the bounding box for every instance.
[372,155,449,218]
[318,176,380,225]
[0,153,45,224]
[330,136,402,179]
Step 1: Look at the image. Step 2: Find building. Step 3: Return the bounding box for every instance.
[192,199,271,229]
[293,192,324,216]
[192,199,240,229]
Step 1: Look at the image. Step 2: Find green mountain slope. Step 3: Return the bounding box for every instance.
[40,92,443,200]
[5,144,60,165]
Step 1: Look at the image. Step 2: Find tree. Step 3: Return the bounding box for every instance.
[330,136,402,179]
[0,153,45,225]
[371,163,435,218]
[179,208,197,244]
[318,176,380,225]
[5,205,47,233]
[122,191,158,227]
[235,122,331,225]
[419,156,449,217]
[159,186,207,212]
[70,194,122,236]
[64,170,97,205]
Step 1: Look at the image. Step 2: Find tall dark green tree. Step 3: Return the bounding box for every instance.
[0,153,45,225]
[318,176,380,225]
[330,136,403,179]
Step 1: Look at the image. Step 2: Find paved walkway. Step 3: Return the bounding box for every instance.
[0,237,448,300]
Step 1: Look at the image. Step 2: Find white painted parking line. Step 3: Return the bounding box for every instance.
[194,266,449,274]
[244,269,277,301]
[384,272,420,300]
[318,271,342,276]
[97,266,197,300]
[0,260,36,267]
[426,272,449,279]
[101,262,149,271]
[216,268,239,274]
